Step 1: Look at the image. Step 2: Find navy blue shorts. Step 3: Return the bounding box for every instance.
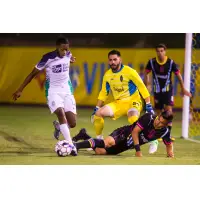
[154,90,174,110]
[105,129,130,155]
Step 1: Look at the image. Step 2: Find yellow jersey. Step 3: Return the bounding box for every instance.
[98,65,150,102]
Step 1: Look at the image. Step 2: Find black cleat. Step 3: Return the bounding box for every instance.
[53,120,60,140]
[72,128,91,142]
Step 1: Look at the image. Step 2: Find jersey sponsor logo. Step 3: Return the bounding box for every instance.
[156,74,168,79]
[52,64,62,73]
[113,86,124,92]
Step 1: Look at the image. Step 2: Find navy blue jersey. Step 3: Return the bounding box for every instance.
[145,57,180,93]
[136,113,172,145]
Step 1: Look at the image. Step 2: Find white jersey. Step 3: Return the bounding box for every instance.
[35,50,73,97]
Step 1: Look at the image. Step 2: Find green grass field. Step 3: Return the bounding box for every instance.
[0,105,200,165]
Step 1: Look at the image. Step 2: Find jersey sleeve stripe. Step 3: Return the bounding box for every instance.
[174,70,180,75]
[145,69,151,73]
[136,122,144,130]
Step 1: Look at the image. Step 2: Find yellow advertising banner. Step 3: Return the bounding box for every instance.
[0,47,199,108]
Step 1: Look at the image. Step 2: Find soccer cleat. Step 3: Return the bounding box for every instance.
[87,148,94,151]
[70,145,78,156]
[72,128,91,142]
[149,140,159,154]
[171,137,175,141]
[53,120,61,140]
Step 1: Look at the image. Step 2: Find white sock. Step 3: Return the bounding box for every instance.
[97,134,103,140]
[60,124,72,144]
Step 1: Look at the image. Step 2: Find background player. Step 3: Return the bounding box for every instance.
[89,50,154,140]
[74,111,174,157]
[12,37,76,144]
[144,43,191,153]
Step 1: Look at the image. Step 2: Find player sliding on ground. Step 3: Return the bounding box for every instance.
[86,50,155,153]
[73,111,174,157]
[12,37,77,145]
[144,44,191,154]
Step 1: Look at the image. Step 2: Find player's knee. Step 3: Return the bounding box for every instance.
[95,148,107,155]
[128,115,139,124]
[55,108,66,124]
[95,106,113,118]
[65,112,77,128]
[95,109,104,117]
[104,136,115,148]
[68,120,76,128]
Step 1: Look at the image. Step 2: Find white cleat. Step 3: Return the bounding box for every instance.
[87,148,94,151]
[149,140,158,154]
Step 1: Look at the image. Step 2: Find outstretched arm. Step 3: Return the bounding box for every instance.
[131,125,142,157]
[12,68,41,101]
[144,71,152,93]
[163,130,174,158]
[166,143,174,158]
[176,73,192,97]
[172,61,191,97]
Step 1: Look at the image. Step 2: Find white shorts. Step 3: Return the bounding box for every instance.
[47,93,77,114]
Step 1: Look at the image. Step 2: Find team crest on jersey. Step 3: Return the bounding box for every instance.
[52,101,55,107]
[160,66,164,73]
[120,75,123,82]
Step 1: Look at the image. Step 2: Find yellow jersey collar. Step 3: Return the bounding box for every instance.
[156,56,168,65]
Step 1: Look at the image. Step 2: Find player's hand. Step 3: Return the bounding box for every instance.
[181,88,192,98]
[90,106,99,123]
[135,151,142,157]
[12,90,22,101]
[145,103,154,114]
[70,56,76,63]
[167,153,174,158]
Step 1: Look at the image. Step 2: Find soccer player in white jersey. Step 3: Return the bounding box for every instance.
[12,37,76,145]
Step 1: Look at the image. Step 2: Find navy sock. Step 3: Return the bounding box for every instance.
[75,139,105,150]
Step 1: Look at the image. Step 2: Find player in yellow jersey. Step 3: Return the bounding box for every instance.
[89,50,154,147]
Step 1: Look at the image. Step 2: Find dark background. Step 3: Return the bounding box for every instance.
[0,33,186,48]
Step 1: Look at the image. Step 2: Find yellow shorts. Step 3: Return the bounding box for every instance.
[106,97,143,120]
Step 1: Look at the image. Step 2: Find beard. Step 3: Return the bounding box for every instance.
[110,63,120,70]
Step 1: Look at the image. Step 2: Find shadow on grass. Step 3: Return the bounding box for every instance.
[0,130,53,155]
[0,130,37,148]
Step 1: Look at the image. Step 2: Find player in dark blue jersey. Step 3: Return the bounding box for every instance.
[144,43,191,154]
[73,111,174,157]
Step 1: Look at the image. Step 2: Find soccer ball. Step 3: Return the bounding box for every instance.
[55,140,77,157]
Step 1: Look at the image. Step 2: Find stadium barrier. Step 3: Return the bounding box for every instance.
[0,47,199,108]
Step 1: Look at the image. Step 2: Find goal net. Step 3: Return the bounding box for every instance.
[189,33,200,139]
